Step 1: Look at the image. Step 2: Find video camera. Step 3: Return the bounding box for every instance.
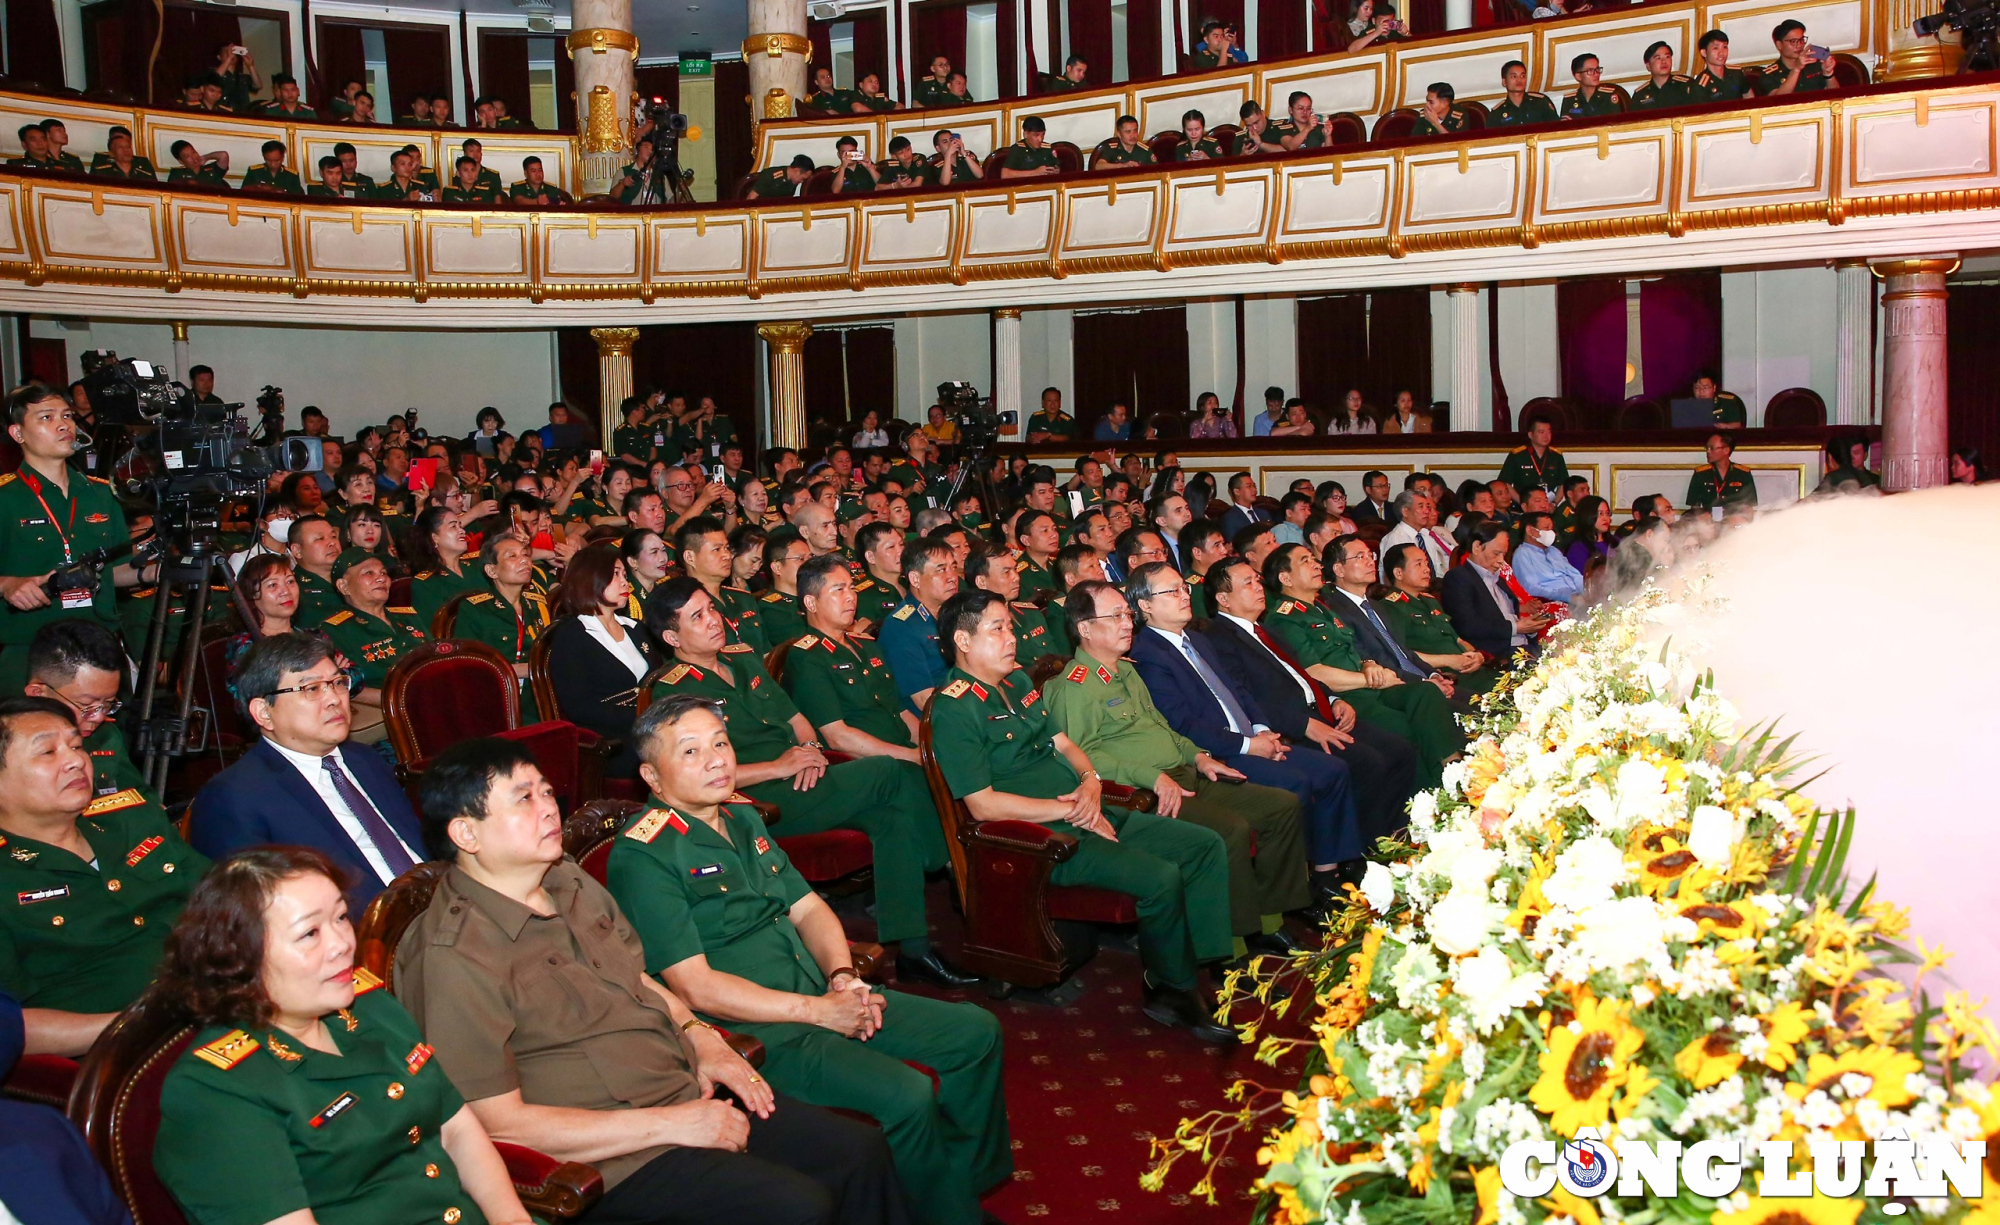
[642,97,690,144]
[1914,0,1999,68]
[935,380,1014,448]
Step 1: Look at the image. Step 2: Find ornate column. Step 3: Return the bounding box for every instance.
[758,322,813,450]
[992,309,1023,432]
[743,0,810,148]
[1447,284,1482,428]
[1833,260,1874,427]
[569,0,639,197]
[1879,0,1962,80]
[170,321,190,383]
[1870,256,1956,491]
[591,326,639,445]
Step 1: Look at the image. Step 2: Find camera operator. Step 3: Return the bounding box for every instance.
[614,135,668,205]
[189,364,222,406]
[0,383,154,690]
[831,135,880,193]
[1755,19,1840,94]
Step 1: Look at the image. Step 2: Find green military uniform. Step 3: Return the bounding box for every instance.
[344,171,378,194]
[1026,409,1077,439]
[675,413,738,462]
[257,101,319,120]
[912,77,956,107]
[1043,74,1084,92]
[441,182,505,203]
[1264,117,1327,149]
[1262,595,1458,788]
[1009,600,1064,669]
[757,588,807,644]
[510,180,574,205]
[834,162,876,193]
[853,93,896,113]
[1689,67,1750,103]
[6,153,60,171]
[650,644,946,944]
[52,152,86,174]
[293,568,345,630]
[1233,129,1278,156]
[0,467,127,691]
[1409,108,1467,137]
[167,163,229,187]
[1191,48,1229,70]
[1684,462,1758,510]
[84,719,153,802]
[306,183,364,198]
[1172,136,1226,160]
[781,629,912,750]
[806,88,858,112]
[852,576,904,629]
[1497,443,1570,498]
[412,564,483,633]
[1375,590,1501,699]
[1753,59,1836,94]
[1816,464,1881,493]
[371,175,432,200]
[607,797,1010,1225]
[1042,653,1309,936]
[1187,569,1217,620]
[242,165,305,194]
[88,155,158,180]
[1014,553,1057,601]
[320,606,428,690]
[1631,75,1694,109]
[445,586,551,719]
[1559,89,1622,119]
[929,153,982,185]
[1489,93,1559,126]
[707,584,770,655]
[465,166,504,192]
[887,459,946,495]
[415,167,444,193]
[1704,391,1748,426]
[1092,139,1155,167]
[1002,142,1059,173]
[612,423,656,462]
[0,788,206,1012]
[929,666,1232,988]
[155,972,485,1225]
[880,157,933,189]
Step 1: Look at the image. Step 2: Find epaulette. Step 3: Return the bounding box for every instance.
[1016,557,1032,570]
[761,591,786,603]
[850,630,874,640]
[525,592,548,607]
[468,592,493,604]
[795,634,820,650]
[0,473,15,486]
[415,570,438,580]
[1671,73,1690,81]
[1385,591,1410,603]
[82,788,146,817]
[1187,572,1205,585]
[663,663,693,684]
[511,178,528,188]
[624,807,689,842]
[723,584,752,595]
[727,792,755,804]
[193,1029,260,1070]
[891,604,916,621]
[1276,600,1297,614]
[351,967,385,995]
[388,606,418,615]
[854,579,876,591]
[1011,601,1038,611]
[88,475,112,486]
[1696,464,1715,475]
[1510,445,1528,454]
[1065,663,1089,683]
[940,679,973,699]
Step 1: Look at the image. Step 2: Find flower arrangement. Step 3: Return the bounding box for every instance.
[1147,581,1999,1225]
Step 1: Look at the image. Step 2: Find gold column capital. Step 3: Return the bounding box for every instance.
[169,320,189,342]
[566,28,640,58]
[757,321,813,353]
[1870,256,1960,280]
[994,308,1022,320]
[591,326,641,357]
[742,32,812,60]
[1443,283,1483,295]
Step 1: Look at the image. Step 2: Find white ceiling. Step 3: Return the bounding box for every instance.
[363,0,747,63]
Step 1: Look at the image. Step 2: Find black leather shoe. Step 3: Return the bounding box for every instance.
[1142,983,1238,1045]
[1245,929,1308,958]
[895,949,982,989]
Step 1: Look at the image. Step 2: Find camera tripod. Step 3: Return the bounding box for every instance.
[129,532,257,796]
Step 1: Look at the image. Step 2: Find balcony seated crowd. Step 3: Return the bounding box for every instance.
[1,362,1977,1222]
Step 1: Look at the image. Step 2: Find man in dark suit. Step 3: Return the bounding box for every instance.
[1347,470,1399,528]
[1122,562,1362,896]
[190,633,425,913]
[1199,557,1420,858]
[1440,521,1554,665]
[1320,534,1455,695]
[1148,491,1194,572]
[1216,471,1272,541]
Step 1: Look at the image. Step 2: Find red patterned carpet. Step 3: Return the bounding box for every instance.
[836,880,1308,1225]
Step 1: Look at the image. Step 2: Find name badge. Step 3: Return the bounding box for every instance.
[18,885,68,904]
[1106,697,1126,707]
[309,1092,359,1129]
[754,837,770,854]
[59,588,94,610]
[691,864,725,877]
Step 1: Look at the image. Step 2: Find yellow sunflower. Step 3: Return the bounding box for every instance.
[1759,1001,1813,1071]
[1508,853,1554,938]
[1473,1166,1504,1225]
[1785,1045,1924,1109]
[1628,826,1698,897]
[1679,894,1769,943]
[1529,992,1646,1134]
[1541,1186,1603,1225]
[1955,1083,2000,1195]
[1676,1030,1744,1089]
[1711,1192,1863,1225]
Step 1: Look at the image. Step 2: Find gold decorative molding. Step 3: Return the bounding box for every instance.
[566,28,640,59]
[743,33,812,60]
[764,89,795,120]
[756,321,813,352]
[994,308,1022,319]
[583,86,624,154]
[590,326,640,356]
[1869,256,1961,279]
[169,320,188,342]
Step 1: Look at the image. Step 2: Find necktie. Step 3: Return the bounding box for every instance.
[323,753,418,880]
[1251,623,1337,724]
[1355,597,1425,678]
[1177,635,1255,735]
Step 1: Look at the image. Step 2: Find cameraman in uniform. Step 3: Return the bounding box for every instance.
[0,383,152,691]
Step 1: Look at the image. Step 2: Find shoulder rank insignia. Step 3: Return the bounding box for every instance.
[663,663,694,685]
[761,591,785,603]
[1276,600,1297,615]
[727,792,755,804]
[325,610,355,625]
[891,604,916,621]
[351,967,385,995]
[88,475,113,486]
[719,642,752,654]
[723,585,752,595]
[0,473,15,486]
[468,593,493,604]
[416,570,437,581]
[194,1029,261,1070]
[624,808,681,842]
[1012,601,1038,611]
[1385,591,1409,603]
[1066,663,1089,683]
[82,789,146,817]
[387,606,418,616]
[794,634,820,650]
[1016,557,1032,571]
[940,679,973,699]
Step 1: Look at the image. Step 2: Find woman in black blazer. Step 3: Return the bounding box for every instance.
[545,543,659,777]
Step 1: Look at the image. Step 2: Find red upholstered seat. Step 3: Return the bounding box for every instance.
[384,640,520,762]
[1373,108,1419,142]
[70,1005,200,1225]
[1328,112,1368,147]
[1052,141,1083,174]
[494,721,599,809]
[1,1052,79,1108]
[1148,132,1185,163]
[1049,886,1141,924]
[778,828,875,880]
[980,148,1008,180]
[388,576,413,608]
[1764,387,1827,427]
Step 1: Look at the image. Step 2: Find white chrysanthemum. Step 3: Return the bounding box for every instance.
[1540,835,1629,911]
[1428,888,1506,957]
[1360,861,1396,914]
[1608,757,1673,831]
[1450,946,1549,1034]
[1570,895,1673,978]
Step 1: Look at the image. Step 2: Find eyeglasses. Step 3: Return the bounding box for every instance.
[1142,584,1190,599]
[1082,608,1135,623]
[49,688,122,720]
[265,674,354,701]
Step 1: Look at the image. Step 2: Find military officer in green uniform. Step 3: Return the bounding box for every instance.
[850,522,906,632]
[88,126,157,179]
[675,516,771,654]
[1001,116,1061,177]
[1755,20,1840,95]
[1261,544,1459,789]
[6,122,61,170]
[1693,371,1748,427]
[40,120,86,173]
[1497,418,1570,500]
[1044,55,1090,91]
[456,139,505,192]
[0,383,134,692]
[372,148,436,201]
[287,516,347,629]
[927,589,1237,1042]
[1689,31,1751,103]
[452,536,552,719]
[156,950,523,1225]
[966,547,1064,668]
[802,66,853,112]
[1026,387,1078,441]
[1013,510,1061,601]
[1374,544,1502,700]
[509,156,573,205]
[1092,115,1156,168]
[1560,55,1622,119]
[165,139,230,187]
[1409,83,1468,137]
[829,135,879,193]
[1685,432,1759,511]
[0,697,206,1057]
[913,56,958,107]
[644,578,962,986]
[1490,60,1559,127]
[24,620,154,801]
[256,72,317,119]
[755,530,812,646]
[1631,41,1694,109]
[780,558,926,763]
[1171,110,1226,160]
[1044,580,1311,957]
[1267,92,1334,150]
[331,143,377,195]
[607,696,1009,1225]
[442,156,506,203]
[1190,20,1239,70]
[319,550,429,694]
[928,130,984,185]
[411,510,483,631]
[241,139,304,194]
[611,399,657,464]
[307,156,364,198]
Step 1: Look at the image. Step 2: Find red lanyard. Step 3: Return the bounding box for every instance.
[22,470,78,563]
[1527,448,1548,484]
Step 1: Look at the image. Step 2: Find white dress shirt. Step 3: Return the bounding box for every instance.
[265,738,421,885]
[583,614,650,680]
[1470,562,1527,646]
[1147,625,1267,754]
[1218,613,1316,707]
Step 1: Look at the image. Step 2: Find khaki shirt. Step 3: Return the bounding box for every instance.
[1040,653,1200,788]
[393,860,703,1189]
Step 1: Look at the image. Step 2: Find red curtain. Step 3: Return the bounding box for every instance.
[802,328,897,428]
[1073,309,1190,436]
[810,22,834,75]
[914,1,970,76]
[714,59,754,202]
[1947,284,2000,471]
[996,0,1019,98]
[1127,0,1164,79]
[477,31,530,117]
[315,20,365,111]
[1487,281,1510,432]
[804,333,849,426]
[1557,278,1628,416]
[1258,0,1308,60]
[1404,0,1446,35]
[1296,295,1369,418]
[1366,287,1431,411]
[6,0,64,89]
[382,25,451,113]
[1638,271,1722,401]
[85,0,250,103]
[633,65,681,110]
[1064,0,1112,82]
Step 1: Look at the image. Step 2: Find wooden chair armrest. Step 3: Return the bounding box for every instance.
[821,749,856,765]
[964,818,1082,859]
[1098,781,1158,813]
[494,1142,605,1220]
[847,940,888,982]
[721,1029,767,1067]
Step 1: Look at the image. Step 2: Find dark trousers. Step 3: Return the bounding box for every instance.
[585,1094,912,1225]
[1324,718,1421,852]
[1223,748,1357,865]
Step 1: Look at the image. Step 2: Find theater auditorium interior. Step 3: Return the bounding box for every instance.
[0,0,1993,1220]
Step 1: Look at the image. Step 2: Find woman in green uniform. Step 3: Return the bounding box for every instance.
[152,845,532,1225]
[408,508,482,633]
[338,505,405,576]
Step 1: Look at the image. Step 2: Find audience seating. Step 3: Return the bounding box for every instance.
[1833,53,1873,87]
[67,999,202,1225]
[1145,410,1186,439]
[1518,397,1579,432]
[1328,112,1369,147]
[1,1053,79,1109]
[1148,132,1185,162]
[388,576,414,608]
[1618,396,1667,430]
[1373,109,1421,142]
[1764,387,1827,427]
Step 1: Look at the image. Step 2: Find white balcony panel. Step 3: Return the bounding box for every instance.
[1168,174,1270,244]
[861,206,955,265]
[1847,100,1998,189]
[428,224,529,277]
[1135,72,1256,138]
[1539,12,1697,92]
[653,220,749,278]
[0,186,26,256]
[760,214,853,274]
[963,195,1056,259]
[1686,118,1825,202]
[40,195,160,263]
[304,216,413,275]
[1394,33,1536,106]
[1707,0,1866,53]
[543,226,639,278]
[764,127,875,173]
[1282,163,1392,233]
[144,120,277,187]
[1539,136,1668,216]
[0,99,130,158]
[1064,187,1158,252]
[1404,153,1521,226]
[179,207,289,269]
[1027,97,1128,150]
